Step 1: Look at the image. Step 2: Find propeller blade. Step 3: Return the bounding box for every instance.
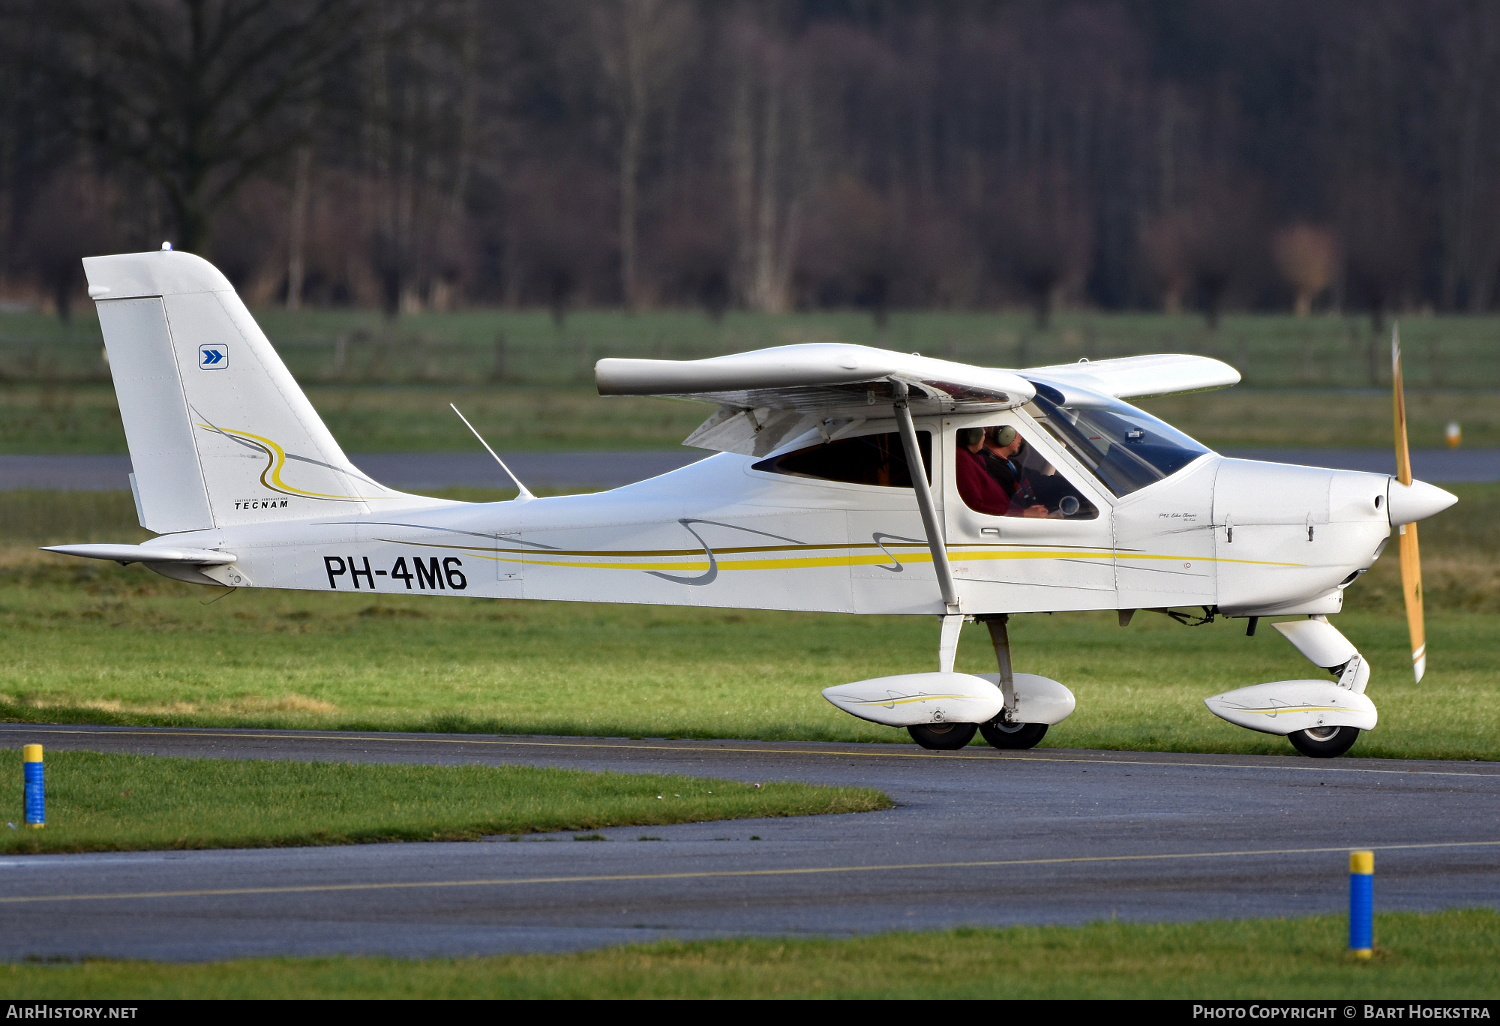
[1399,522,1426,681]
[1391,326,1426,681]
[1392,326,1412,488]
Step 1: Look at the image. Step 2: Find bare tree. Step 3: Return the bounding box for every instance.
[1139,212,1193,314]
[590,0,694,309]
[34,0,361,252]
[1272,223,1339,315]
[21,167,118,320]
[726,16,811,313]
[983,168,1094,329]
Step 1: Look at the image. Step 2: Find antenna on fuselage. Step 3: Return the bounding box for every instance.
[449,403,535,501]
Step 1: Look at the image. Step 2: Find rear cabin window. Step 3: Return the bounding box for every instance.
[753,431,931,487]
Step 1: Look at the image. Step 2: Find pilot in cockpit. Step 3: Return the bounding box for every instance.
[980,425,1048,518]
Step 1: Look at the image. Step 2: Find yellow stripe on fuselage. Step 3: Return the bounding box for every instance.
[456,546,1301,573]
[197,425,383,501]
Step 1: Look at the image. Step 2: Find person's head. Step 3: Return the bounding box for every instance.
[986,424,1022,457]
[957,427,985,452]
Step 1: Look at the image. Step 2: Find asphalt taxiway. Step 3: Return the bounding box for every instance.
[0,724,1496,961]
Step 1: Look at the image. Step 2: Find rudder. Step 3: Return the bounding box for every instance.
[85,249,440,532]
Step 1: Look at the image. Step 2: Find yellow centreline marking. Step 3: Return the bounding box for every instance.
[2,840,1497,906]
[5,727,1498,779]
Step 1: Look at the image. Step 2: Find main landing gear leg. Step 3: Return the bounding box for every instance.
[977,614,1048,750]
[907,614,978,750]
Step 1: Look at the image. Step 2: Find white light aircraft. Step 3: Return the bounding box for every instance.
[48,249,1457,758]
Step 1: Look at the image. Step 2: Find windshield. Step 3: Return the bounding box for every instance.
[1024,387,1209,497]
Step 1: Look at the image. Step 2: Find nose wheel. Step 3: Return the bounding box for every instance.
[1288,725,1360,758]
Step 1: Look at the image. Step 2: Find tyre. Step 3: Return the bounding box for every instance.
[1288,725,1360,758]
[979,719,1049,750]
[908,722,978,750]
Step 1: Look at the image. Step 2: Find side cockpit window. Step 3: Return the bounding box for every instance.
[753,431,931,487]
[954,423,1099,520]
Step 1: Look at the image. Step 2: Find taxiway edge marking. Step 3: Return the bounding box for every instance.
[3,726,1497,779]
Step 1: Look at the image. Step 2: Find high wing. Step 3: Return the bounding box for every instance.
[596,343,1238,455]
[1021,353,1240,402]
[596,343,1034,456]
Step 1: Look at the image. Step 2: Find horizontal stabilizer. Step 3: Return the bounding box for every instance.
[42,543,236,565]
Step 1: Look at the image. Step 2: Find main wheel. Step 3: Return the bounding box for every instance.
[908,722,978,750]
[979,719,1049,750]
[1288,725,1360,758]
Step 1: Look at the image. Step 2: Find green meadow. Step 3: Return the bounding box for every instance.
[0,749,885,855]
[3,307,1500,453]
[1,485,1495,761]
[3,910,1496,999]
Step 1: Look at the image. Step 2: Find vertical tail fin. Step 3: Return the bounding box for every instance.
[84,250,440,532]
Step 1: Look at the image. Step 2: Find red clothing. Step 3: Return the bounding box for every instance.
[956,446,1011,515]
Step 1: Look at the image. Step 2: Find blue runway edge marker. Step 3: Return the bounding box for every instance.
[23,744,44,828]
[1349,850,1374,957]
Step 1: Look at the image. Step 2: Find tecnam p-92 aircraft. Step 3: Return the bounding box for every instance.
[50,249,1456,758]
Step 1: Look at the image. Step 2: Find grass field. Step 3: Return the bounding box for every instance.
[1,486,1495,761]
[3,306,1499,454]
[0,749,885,855]
[2,909,1495,998]
[5,380,1497,454]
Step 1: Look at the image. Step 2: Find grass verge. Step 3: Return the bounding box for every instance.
[2,910,1496,998]
[0,749,888,855]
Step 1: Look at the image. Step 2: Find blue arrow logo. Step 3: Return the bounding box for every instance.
[198,345,228,369]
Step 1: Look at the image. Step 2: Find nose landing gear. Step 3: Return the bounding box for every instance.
[1205,616,1377,758]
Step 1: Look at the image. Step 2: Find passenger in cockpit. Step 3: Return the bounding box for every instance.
[955,427,1012,516]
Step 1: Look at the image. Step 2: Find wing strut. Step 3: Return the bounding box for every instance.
[893,386,958,614]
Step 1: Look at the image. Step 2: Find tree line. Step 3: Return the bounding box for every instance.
[2,0,1499,326]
